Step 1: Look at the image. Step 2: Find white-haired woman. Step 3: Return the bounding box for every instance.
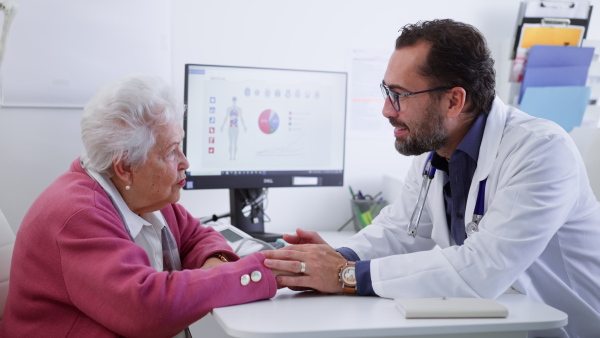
[1,75,279,338]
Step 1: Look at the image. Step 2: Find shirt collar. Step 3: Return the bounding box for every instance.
[455,112,487,163]
[81,159,164,238]
[431,112,488,168]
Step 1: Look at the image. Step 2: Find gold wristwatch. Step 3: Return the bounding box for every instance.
[339,261,356,294]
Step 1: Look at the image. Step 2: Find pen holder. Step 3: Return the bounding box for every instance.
[350,198,388,231]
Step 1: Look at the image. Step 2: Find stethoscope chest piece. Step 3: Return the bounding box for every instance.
[465,217,481,237]
[465,222,478,237]
[466,179,487,238]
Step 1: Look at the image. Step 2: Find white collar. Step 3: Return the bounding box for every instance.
[81,160,164,238]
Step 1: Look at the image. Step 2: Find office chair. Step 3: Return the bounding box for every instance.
[0,208,15,321]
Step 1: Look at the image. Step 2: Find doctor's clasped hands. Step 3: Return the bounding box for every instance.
[264,229,349,293]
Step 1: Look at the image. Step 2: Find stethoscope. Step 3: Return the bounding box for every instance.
[407,152,487,239]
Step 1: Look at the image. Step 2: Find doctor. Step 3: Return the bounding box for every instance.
[264,19,600,337]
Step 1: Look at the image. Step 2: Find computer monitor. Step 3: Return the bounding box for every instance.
[183,64,347,241]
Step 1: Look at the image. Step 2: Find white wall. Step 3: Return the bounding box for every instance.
[1,0,599,234]
[0,107,82,233]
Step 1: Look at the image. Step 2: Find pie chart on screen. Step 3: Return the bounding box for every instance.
[258,109,279,134]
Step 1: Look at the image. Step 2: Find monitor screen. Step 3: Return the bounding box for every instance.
[183,64,347,240]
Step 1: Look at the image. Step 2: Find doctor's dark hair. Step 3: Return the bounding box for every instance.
[395,19,496,117]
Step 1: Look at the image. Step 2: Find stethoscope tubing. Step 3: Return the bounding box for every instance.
[407,152,487,238]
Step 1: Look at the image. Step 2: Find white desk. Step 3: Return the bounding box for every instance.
[202,230,567,337]
[212,289,567,338]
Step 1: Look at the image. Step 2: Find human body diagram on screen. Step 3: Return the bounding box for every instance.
[220,96,247,160]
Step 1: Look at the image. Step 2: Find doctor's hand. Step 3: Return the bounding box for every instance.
[263,243,347,294]
[282,228,327,245]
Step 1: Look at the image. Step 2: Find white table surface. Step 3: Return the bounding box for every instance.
[212,289,567,338]
[209,230,567,338]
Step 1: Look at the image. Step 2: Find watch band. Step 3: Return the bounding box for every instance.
[343,285,356,294]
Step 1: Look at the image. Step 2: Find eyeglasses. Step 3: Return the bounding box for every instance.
[380,82,452,112]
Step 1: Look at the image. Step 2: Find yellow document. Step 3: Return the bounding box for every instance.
[520,25,584,48]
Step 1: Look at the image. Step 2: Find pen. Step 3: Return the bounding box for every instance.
[349,186,356,199]
[357,190,365,199]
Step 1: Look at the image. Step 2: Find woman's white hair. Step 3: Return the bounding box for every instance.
[81,74,184,176]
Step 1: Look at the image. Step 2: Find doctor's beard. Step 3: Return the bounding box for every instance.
[391,101,448,156]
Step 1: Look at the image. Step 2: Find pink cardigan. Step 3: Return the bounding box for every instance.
[0,159,277,337]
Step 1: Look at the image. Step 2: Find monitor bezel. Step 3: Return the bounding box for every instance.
[182,63,348,191]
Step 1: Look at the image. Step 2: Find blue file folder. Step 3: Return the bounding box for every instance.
[519,45,594,104]
[519,86,591,132]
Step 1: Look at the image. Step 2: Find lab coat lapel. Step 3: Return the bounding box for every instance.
[464,97,507,223]
[429,171,451,248]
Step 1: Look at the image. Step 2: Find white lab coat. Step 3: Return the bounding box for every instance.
[342,97,600,338]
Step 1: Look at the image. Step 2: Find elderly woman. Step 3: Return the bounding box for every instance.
[1,75,278,337]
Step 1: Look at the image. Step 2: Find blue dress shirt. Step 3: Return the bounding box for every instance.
[431,113,487,245]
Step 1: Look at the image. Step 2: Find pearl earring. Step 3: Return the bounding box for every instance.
[126,185,131,191]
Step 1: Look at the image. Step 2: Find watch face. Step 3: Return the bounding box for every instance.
[342,266,356,286]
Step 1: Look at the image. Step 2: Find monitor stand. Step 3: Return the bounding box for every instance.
[229,188,282,243]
